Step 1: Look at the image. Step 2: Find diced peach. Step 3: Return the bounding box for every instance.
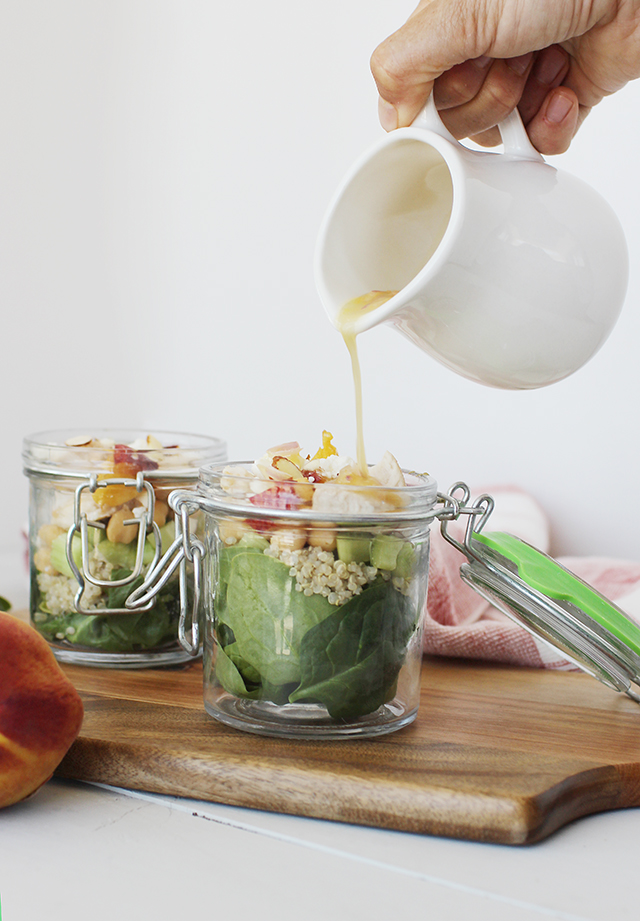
[311,431,338,461]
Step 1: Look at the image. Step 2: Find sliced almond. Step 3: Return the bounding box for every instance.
[65,435,93,447]
[272,456,306,482]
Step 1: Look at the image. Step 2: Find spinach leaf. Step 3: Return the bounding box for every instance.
[107,569,145,609]
[260,678,300,706]
[216,621,236,648]
[220,551,334,687]
[217,545,263,608]
[289,579,417,720]
[224,642,261,686]
[213,547,419,717]
[215,645,261,698]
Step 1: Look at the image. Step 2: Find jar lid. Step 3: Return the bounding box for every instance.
[441,486,640,701]
[195,461,438,523]
[23,429,227,481]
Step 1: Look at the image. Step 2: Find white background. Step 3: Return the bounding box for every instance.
[1,0,639,576]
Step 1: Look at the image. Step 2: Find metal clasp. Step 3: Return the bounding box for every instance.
[125,490,203,656]
[67,472,162,615]
[435,481,495,561]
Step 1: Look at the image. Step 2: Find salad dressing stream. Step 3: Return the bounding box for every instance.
[336,291,398,478]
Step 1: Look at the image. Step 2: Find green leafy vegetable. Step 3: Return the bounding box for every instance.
[106,569,145,609]
[215,645,260,698]
[34,567,181,652]
[213,543,420,720]
[289,579,415,719]
[218,551,334,686]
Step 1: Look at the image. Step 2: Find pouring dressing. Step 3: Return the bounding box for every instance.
[316,96,628,390]
[337,290,397,476]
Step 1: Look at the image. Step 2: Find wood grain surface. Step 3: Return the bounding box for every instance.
[54,656,640,845]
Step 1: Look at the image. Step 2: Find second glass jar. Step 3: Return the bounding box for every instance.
[23,429,227,668]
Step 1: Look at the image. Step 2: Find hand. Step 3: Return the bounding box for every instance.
[371,0,640,154]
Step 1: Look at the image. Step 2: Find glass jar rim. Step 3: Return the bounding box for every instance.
[23,428,227,480]
[194,460,438,524]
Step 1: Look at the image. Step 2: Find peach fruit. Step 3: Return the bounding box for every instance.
[0,612,83,808]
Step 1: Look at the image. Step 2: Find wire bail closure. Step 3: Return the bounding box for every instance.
[124,490,203,656]
[66,472,162,616]
[437,481,495,559]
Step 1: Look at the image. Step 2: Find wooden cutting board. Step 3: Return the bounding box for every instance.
[54,656,640,845]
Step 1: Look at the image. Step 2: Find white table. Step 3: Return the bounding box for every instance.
[1,778,638,921]
[1,551,637,921]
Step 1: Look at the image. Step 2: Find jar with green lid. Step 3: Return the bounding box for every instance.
[23,429,226,668]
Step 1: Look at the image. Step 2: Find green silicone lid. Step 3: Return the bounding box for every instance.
[475,531,640,657]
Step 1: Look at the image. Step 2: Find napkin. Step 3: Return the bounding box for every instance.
[424,486,640,669]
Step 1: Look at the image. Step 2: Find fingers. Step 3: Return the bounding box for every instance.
[524,87,581,154]
[432,56,493,110]
[469,87,581,154]
[380,34,581,156]
[435,54,535,139]
[370,0,589,153]
[518,45,570,125]
[371,0,497,129]
[461,45,577,153]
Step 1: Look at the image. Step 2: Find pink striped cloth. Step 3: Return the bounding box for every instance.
[424,486,640,669]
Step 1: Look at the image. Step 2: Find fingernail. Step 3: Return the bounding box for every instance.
[506,52,534,76]
[378,97,398,131]
[471,55,492,69]
[533,46,567,86]
[545,91,573,124]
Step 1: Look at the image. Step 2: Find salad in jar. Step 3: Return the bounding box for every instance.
[25,431,224,661]
[204,433,435,732]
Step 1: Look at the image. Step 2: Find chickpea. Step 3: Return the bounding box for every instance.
[308,526,337,552]
[106,509,139,544]
[34,547,54,574]
[270,528,308,553]
[218,517,253,545]
[38,524,65,547]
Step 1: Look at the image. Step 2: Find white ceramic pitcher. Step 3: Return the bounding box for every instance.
[314,97,628,389]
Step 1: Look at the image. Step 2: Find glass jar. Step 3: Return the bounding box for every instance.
[179,461,437,739]
[23,429,226,668]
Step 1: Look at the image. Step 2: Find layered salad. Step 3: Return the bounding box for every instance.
[31,435,183,653]
[210,433,428,721]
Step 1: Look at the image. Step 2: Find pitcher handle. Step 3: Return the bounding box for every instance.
[411,93,457,140]
[498,108,545,162]
[412,91,544,162]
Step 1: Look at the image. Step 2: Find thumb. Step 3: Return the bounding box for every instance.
[371,0,499,128]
